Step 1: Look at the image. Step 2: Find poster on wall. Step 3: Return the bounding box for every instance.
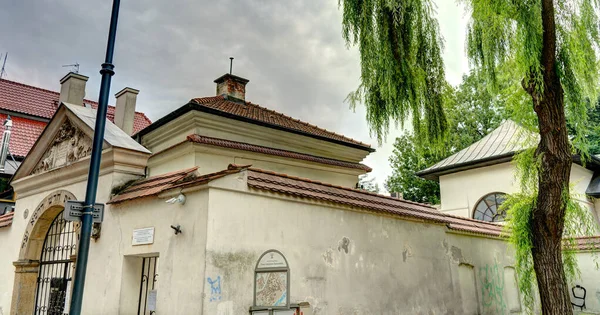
[253,249,290,309]
[255,271,288,306]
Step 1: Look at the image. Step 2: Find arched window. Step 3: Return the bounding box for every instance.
[473,193,507,222]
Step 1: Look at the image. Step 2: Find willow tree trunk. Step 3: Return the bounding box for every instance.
[523,0,574,314]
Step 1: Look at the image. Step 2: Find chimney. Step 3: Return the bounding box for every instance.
[59,72,89,106]
[114,87,139,135]
[214,74,249,101]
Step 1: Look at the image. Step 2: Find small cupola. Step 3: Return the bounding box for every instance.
[214,73,249,102]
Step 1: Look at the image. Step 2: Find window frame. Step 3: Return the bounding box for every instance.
[472,192,507,222]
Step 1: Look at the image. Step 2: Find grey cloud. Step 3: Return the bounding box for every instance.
[0,0,469,191]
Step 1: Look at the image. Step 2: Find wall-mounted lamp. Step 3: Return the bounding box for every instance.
[92,223,102,241]
[170,224,182,235]
[165,193,186,205]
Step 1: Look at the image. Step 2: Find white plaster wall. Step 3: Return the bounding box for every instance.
[0,173,114,314]
[148,147,362,188]
[201,181,518,315]
[439,162,596,220]
[570,252,600,314]
[106,191,210,315]
[439,163,518,218]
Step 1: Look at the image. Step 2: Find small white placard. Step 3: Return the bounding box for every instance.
[132,227,154,246]
[147,290,157,311]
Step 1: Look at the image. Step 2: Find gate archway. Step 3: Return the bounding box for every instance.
[10,190,77,315]
[34,210,77,315]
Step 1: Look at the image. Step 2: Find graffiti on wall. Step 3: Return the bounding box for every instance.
[207,276,222,302]
[571,285,586,311]
[479,261,507,313]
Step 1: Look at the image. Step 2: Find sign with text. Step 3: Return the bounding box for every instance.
[63,201,104,223]
[132,227,155,246]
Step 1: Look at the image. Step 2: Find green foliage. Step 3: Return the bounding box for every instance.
[462,0,600,155]
[339,0,447,144]
[462,1,600,312]
[502,148,599,314]
[386,134,441,203]
[568,97,600,155]
[386,71,507,203]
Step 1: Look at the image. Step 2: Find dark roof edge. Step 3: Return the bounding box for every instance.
[134,102,375,152]
[416,152,516,181]
[417,151,600,181]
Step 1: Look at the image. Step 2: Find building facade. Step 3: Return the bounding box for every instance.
[417,120,600,313]
[0,73,596,315]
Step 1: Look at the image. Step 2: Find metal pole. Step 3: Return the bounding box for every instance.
[69,0,120,313]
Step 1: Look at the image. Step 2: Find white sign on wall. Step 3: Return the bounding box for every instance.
[132,227,155,246]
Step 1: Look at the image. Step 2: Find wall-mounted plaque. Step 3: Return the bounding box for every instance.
[253,249,290,309]
[132,227,154,246]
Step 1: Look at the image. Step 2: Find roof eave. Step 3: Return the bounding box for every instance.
[134,102,375,153]
[416,152,516,181]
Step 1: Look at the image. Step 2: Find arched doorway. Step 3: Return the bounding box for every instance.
[33,210,77,315]
[10,190,77,315]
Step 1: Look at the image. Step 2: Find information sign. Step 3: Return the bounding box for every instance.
[132,227,155,246]
[63,201,104,223]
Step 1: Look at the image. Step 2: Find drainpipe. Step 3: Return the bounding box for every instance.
[69,0,121,313]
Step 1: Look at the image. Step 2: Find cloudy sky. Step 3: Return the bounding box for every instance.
[0,0,469,191]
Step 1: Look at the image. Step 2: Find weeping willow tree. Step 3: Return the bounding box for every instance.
[340,0,448,143]
[339,0,600,314]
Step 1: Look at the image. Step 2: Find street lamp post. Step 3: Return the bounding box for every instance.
[69,0,121,313]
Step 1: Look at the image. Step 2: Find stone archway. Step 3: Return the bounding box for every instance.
[10,190,76,315]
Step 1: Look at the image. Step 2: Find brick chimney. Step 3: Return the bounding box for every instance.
[214,73,249,101]
[114,87,139,135]
[59,72,89,106]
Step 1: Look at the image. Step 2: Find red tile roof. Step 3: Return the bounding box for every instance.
[0,114,47,158]
[566,236,600,252]
[190,96,372,150]
[0,211,14,228]
[0,78,152,157]
[109,164,505,237]
[183,134,371,171]
[245,168,506,237]
[109,167,199,204]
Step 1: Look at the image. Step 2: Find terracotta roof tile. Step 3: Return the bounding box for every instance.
[108,165,250,204]
[108,167,198,204]
[191,96,371,150]
[0,114,47,158]
[0,78,152,157]
[566,236,600,252]
[109,164,507,237]
[184,134,371,172]
[0,211,14,228]
[245,168,506,237]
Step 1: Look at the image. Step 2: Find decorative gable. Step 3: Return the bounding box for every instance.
[32,118,92,175]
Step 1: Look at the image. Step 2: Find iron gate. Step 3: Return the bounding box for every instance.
[34,211,77,315]
[137,256,158,315]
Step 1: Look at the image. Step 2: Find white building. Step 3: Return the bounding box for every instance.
[416,120,600,313]
[0,72,596,315]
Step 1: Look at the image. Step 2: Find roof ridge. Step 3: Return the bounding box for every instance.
[246,167,434,209]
